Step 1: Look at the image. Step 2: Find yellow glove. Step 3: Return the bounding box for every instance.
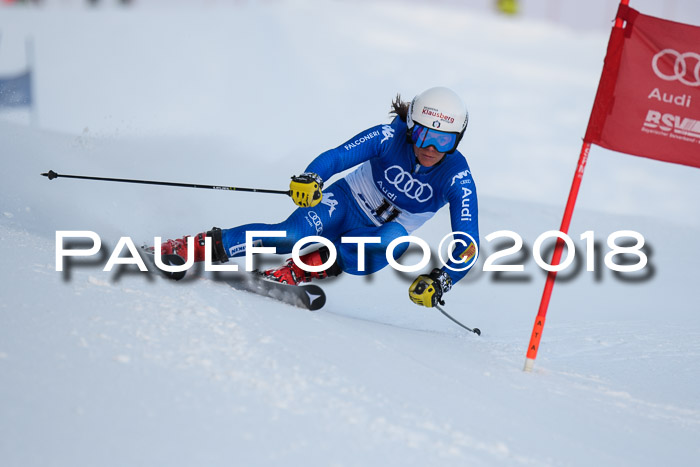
[290,173,323,207]
[409,268,452,308]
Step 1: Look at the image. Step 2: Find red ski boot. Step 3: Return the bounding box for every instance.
[159,227,228,263]
[262,246,342,285]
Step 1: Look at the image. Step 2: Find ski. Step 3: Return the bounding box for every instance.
[139,246,326,310]
[224,274,326,311]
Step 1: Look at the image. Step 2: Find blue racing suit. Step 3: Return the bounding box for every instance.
[221,116,479,284]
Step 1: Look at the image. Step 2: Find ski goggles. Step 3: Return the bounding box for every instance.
[410,123,459,153]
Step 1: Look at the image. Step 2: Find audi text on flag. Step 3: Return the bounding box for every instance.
[585,5,700,168]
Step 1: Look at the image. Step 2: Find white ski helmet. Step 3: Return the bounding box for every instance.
[406,86,469,153]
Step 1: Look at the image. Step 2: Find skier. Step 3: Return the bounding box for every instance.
[158,86,480,308]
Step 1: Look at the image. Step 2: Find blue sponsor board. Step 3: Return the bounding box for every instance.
[0,70,32,108]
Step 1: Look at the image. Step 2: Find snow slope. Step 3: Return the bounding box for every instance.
[2,2,700,466]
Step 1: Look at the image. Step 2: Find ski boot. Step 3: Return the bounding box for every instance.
[262,246,341,285]
[159,227,229,263]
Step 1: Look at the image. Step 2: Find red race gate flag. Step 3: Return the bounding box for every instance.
[585,4,700,167]
[524,1,700,372]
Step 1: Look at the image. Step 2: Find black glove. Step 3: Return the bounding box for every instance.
[289,172,323,207]
[409,268,453,308]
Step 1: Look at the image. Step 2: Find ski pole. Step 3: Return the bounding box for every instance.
[40,170,291,196]
[435,304,481,336]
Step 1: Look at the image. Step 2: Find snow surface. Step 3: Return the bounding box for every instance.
[2,1,700,466]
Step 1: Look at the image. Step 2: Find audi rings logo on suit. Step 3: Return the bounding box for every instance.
[382,165,434,203]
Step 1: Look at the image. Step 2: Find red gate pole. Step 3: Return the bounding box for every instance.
[523,0,629,372]
[523,141,591,372]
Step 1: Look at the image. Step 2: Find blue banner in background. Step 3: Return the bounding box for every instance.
[0,70,32,108]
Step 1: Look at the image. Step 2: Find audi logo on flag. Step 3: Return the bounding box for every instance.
[651,49,700,87]
[384,165,434,202]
